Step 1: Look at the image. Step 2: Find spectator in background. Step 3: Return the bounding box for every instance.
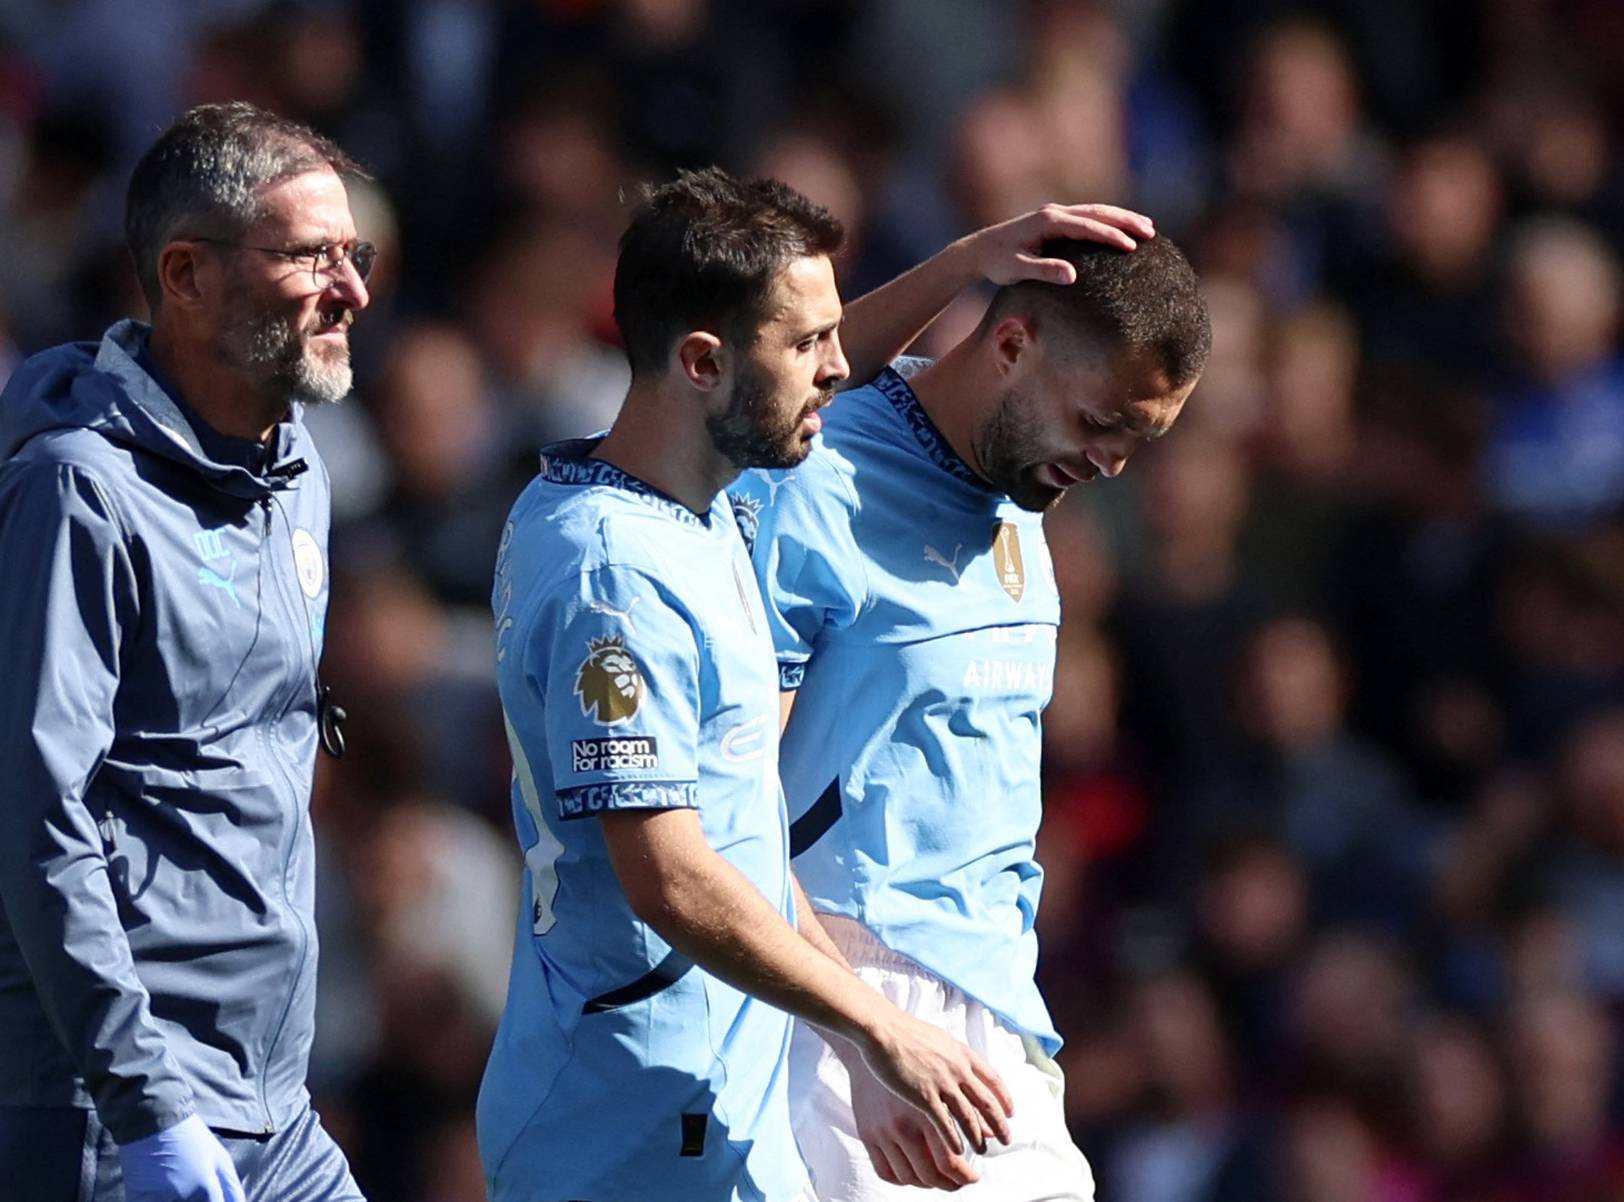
[1501,990,1624,1201]
[1106,970,1264,1202]
[1401,1014,1510,1199]
[1276,1092,1414,1202]
[1112,428,1264,805]
[0,103,119,350]
[1538,710,1624,1002]
[352,322,536,608]
[1192,836,1308,1087]
[1241,300,1361,613]
[1349,132,1504,375]
[463,215,629,443]
[1497,536,1624,760]
[1228,616,1432,932]
[1486,217,1624,530]
[319,559,504,819]
[1227,17,1388,298]
[1286,932,1414,1110]
[1326,366,1504,804]
[1488,68,1624,254]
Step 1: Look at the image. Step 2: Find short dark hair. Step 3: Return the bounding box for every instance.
[125,102,366,310]
[982,237,1211,386]
[613,167,844,377]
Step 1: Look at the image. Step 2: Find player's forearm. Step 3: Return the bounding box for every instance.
[839,203,1155,389]
[792,873,851,969]
[838,239,981,388]
[605,810,894,1049]
[788,874,880,1069]
[649,851,893,1044]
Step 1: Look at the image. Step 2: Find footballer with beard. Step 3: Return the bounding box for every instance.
[732,234,1210,1201]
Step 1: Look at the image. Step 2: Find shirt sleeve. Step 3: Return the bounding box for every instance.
[0,461,195,1144]
[730,461,865,691]
[535,563,704,820]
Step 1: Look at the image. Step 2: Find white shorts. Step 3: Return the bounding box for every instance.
[790,916,1096,1202]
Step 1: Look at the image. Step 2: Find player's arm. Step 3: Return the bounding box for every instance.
[788,869,987,1189]
[602,806,1012,1161]
[0,465,245,1202]
[836,202,1156,386]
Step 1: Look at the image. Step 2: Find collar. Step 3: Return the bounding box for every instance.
[872,366,990,490]
[537,436,714,528]
[136,345,273,474]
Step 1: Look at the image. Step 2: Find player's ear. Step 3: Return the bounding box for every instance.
[989,315,1033,379]
[674,331,724,393]
[156,239,210,312]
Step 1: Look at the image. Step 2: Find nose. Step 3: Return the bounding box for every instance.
[822,332,851,388]
[1087,445,1131,478]
[328,258,371,311]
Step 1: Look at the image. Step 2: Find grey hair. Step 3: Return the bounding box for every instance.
[125,102,366,309]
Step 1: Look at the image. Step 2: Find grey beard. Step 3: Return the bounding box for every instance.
[226,311,352,407]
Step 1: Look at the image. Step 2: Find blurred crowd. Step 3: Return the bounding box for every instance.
[4,1,1624,1200]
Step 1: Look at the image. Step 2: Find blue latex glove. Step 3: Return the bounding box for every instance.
[117,1114,246,1202]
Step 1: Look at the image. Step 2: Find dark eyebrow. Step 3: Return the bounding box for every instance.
[795,317,842,342]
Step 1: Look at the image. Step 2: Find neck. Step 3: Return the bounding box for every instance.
[591,380,737,513]
[149,322,286,443]
[905,339,996,481]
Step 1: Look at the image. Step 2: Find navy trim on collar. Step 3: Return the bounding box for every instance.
[872,367,989,490]
[537,437,713,527]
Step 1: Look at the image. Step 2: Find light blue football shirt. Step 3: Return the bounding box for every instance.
[477,437,807,1202]
[731,362,1063,1053]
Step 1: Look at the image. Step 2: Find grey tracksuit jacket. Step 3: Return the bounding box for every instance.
[0,320,332,1143]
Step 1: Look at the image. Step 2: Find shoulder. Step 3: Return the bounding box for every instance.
[7,425,133,479]
[735,441,857,515]
[1,435,123,499]
[512,487,707,615]
[0,449,133,552]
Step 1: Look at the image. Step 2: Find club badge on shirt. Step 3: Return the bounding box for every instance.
[995,522,1025,602]
[575,634,645,725]
[292,528,324,599]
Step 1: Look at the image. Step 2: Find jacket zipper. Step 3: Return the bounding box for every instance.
[253,492,315,1132]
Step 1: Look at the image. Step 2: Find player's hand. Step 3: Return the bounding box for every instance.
[842,1041,985,1188]
[856,1010,1014,1166]
[117,1114,246,1202]
[959,203,1155,286]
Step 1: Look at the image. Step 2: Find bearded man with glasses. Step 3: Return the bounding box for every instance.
[0,102,371,1202]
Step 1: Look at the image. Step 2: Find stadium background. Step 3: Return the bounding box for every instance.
[4,1,1624,1198]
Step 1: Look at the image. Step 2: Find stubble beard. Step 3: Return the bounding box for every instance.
[707,363,829,471]
[975,387,1065,513]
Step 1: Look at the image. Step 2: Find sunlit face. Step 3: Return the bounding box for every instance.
[974,338,1196,511]
[213,167,370,406]
[707,254,849,470]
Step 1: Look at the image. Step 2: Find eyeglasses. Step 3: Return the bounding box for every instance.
[193,237,377,288]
